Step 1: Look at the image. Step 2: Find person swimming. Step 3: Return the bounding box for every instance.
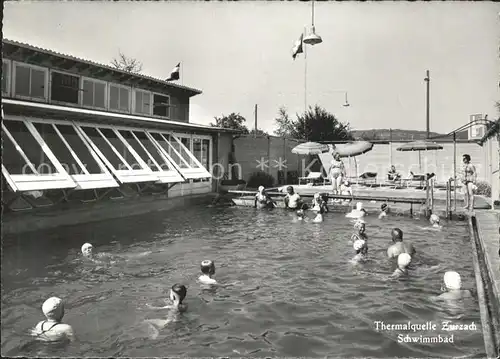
[351,239,368,263]
[254,186,275,209]
[81,243,94,258]
[387,228,416,258]
[435,271,472,300]
[199,260,217,285]
[351,221,368,242]
[284,186,305,210]
[311,193,329,213]
[429,214,442,228]
[81,242,115,263]
[390,253,412,278]
[378,203,389,219]
[346,202,367,220]
[146,284,188,312]
[31,297,75,342]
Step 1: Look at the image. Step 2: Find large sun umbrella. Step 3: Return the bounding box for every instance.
[291,142,329,155]
[332,141,374,158]
[396,140,443,171]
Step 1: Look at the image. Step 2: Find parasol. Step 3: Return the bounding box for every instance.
[291,142,329,155]
[318,141,374,179]
[396,140,443,171]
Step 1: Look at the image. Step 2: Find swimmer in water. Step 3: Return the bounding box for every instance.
[31,297,75,342]
[146,284,188,312]
[81,243,115,263]
[378,203,389,219]
[390,253,412,278]
[346,202,367,220]
[199,260,217,285]
[284,186,306,210]
[434,271,472,300]
[351,239,368,263]
[387,228,416,258]
[350,220,368,242]
[311,193,329,213]
[429,214,442,229]
[254,186,276,209]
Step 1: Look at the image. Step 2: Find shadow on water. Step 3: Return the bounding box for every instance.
[1,206,485,357]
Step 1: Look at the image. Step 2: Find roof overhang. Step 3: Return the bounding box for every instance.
[2,99,241,135]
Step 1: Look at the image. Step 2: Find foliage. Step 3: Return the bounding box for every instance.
[111,52,143,73]
[249,128,269,136]
[247,171,275,189]
[210,113,249,134]
[475,180,492,197]
[273,105,353,142]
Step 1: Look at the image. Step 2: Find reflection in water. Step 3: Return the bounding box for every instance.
[1,206,484,357]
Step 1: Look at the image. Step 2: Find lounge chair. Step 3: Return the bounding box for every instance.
[298,171,326,186]
[357,172,378,187]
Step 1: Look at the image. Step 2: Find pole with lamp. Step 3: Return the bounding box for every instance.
[303,0,322,115]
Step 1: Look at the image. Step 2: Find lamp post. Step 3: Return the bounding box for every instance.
[303,0,322,46]
[424,70,430,139]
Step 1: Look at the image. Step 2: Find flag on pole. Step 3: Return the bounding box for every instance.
[166,63,180,81]
[292,33,304,60]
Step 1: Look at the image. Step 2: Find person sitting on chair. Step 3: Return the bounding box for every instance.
[388,165,401,182]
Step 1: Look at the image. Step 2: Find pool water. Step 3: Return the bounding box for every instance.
[1,205,485,357]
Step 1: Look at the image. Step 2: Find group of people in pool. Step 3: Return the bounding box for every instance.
[31,243,220,343]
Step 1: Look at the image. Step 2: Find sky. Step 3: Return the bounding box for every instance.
[4,1,500,135]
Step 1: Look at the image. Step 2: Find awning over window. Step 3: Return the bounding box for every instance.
[2,113,212,193]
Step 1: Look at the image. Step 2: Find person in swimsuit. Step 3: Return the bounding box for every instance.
[378,203,389,219]
[284,186,306,210]
[31,297,75,342]
[350,221,368,242]
[390,253,412,278]
[311,193,329,213]
[199,260,217,285]
[254,186,275,209]
[387,228,416,258]
[461,154,477,211]
[328,150,346,199]
[351,239,368,264]
[434,271,472,300]
[388,165,401,183]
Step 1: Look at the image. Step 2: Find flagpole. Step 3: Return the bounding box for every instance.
[304,26,307,113]
[181,61,183,86]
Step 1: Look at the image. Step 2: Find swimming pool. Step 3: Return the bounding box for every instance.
[1,205,485,357]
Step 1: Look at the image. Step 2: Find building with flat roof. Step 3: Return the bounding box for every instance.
[2,39,237,230]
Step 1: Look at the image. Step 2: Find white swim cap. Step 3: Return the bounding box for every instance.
[258,186,264,192]
[356,202,363,211]
[81,243,93,253]
[314,193,320,199]
[353,239,366,251]
[443,271,462,290]
[430,214,440,224]
[42,297,64,320]
[397,253,412,268]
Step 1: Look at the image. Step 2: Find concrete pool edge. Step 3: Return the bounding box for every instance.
[2,192,216,236]
[469,213,500,358]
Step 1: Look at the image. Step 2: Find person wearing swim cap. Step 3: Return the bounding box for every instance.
[81,243,94,258]
[311,193,329,213]
[351,221,368,242]
[284,186,305,210]
[390,253,411,278]
[435,271,472,300]
[378,203,389,219]
[351,239,368,263]
[31,297,75,342]
[81,242,115,262]
[254,186,276,209]
[199,260,217,285]
[346,202,367,220]
[387,228,416,258]
[429,214,442,228]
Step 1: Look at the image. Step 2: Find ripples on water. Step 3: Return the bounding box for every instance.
[1,206,485,357]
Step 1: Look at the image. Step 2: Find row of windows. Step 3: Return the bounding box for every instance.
[2,60,172,118]
[2,116,212,193]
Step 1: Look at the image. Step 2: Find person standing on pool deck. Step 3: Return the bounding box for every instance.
[461,154,477,211]
[328,149,346,199]
[284,186,305,210]
[387,228,416,258]
[31,297,75,342]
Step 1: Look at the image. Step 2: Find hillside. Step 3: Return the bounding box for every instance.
[351,129,469,141]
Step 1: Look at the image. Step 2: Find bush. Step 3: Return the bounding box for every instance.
[247,171,275,189]
[475,180,491,197]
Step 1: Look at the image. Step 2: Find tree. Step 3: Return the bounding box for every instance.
[292,105,353,142]
[210,113,249,134]
[250,128,269,136]
[111,52,143,73]
[273,107,295,137]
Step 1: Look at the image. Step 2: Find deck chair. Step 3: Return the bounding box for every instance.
[298,171,325,186]
[357,172,378,187]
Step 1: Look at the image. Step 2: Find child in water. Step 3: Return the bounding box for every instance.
[199,260,217,285]
[351,239,368,264]
[390,253,412,278]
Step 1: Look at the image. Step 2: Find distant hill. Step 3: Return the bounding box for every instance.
[351,129,469,141]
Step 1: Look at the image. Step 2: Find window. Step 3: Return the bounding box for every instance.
[29,120,119,190]
[134,90,151,115]
[76,123,160,184]
[2,60,11,96]
[109,84,131,112]
[1,117,76,192]
[82,78,106,109]
[146,131,212,179]
[152,93,170,118]
[192,137,212,182]
[13,62,48,100]
[51,71,80,104]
